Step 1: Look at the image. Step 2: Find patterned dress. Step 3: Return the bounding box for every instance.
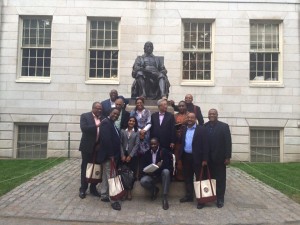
[174,112,188,181]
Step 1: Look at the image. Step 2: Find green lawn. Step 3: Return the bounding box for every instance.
[231,162,300,203]
[0,158,66,197]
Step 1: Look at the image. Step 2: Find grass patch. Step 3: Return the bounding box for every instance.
[231,162,300,204]
[0,158,66,197]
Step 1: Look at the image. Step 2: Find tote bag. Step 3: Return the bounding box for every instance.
[108,159,126,201]
[193,165,217,204]
[86,149,102,183]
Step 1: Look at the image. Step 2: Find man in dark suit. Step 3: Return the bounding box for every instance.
[140,138,172,210]
[96,108,122,211]
[204,108,232,208]
[78,102,105,199]
[150,98,176,152]
[179,112,209,209]
[114,97,130,131]
[170,94,204,125]
[101,89,128,117]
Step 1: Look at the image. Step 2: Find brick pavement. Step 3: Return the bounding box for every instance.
[0,159,299,225]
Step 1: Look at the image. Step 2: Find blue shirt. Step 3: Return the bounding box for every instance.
[184,123,196,153]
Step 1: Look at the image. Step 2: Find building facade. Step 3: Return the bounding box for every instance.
[0,0,299,162]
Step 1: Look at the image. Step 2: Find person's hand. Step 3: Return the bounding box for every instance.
[139,130,145,140]
[170,143,175,150]
[126,156,131,163]
[224,159,230,165]
[121,156,126,162]
[156,160,163,168]
[202,160,207,167]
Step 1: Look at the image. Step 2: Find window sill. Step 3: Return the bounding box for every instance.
[85,79,120,85]
[180,80,214,87]
[249,81,284,88]
[16,77,51,83]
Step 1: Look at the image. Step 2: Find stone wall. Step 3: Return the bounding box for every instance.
[0,0,299,161]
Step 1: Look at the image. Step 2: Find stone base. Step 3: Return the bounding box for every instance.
[131,181,185,198]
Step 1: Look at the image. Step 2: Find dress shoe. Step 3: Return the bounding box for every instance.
[151,187,159,201]
[197,203,204,209]
[101,197,110,202]
[90,189,101,197]
[217,199,224,208]
[111,202,121,211]
[180,196,193,203]
[162,198,169,210]
[79,190,86,199]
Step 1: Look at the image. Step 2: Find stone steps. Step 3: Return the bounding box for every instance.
[130,181,185,198]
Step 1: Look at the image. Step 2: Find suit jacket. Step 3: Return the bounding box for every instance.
[150,111,176,149]
[120,129,140,157]
[96,118,121,163]
[204,121,232,164]
[101,95,128,117]
[141,148,171,177]
[119,110,130,130]
[179,125,209,165]
[79,112,104,154]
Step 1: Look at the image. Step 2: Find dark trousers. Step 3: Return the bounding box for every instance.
[80,151,97,192]
[209,162,226,201]
[182,152,201,198]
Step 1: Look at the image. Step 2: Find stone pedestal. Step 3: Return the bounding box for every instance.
[126,99,174,114]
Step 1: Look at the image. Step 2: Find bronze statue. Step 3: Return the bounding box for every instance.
[131,42,170,100]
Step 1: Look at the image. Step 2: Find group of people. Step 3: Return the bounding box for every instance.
[78,89,232,211]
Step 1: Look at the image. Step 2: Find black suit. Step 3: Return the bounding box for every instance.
[79,112,104,192]
[96,117,121,202]
[118,109,130,131]
[204,120,232,201]
[179,125,209,198]
[96,118,121,163]
[150,111,176,151]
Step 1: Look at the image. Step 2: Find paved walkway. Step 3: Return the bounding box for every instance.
[0,159,299,225]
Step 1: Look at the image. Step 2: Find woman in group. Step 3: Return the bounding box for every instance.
[130,97,152,178]
[174,100,188,181]
[120,116,140,200]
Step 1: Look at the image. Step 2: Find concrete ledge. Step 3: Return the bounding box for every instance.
[131,181,185,198]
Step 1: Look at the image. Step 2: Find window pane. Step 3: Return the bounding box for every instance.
[17,125,48,159]
[21,17,52,77]
[250,129,280,162]
[89,19,119,79]
[182,21,212,81]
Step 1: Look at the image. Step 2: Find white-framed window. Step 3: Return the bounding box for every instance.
[17,124,48,159]
[250,129,280,162]
[86,18,120,84]
[17,16,52,82]
[181,20,214,86]
[250,21,282,86]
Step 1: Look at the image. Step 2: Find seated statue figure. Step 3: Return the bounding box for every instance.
[131,41,170,100]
